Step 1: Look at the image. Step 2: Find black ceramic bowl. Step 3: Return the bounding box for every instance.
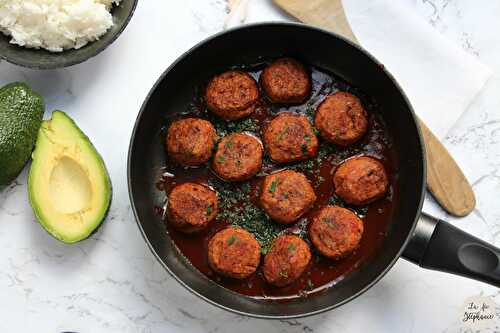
[0,0,137,69]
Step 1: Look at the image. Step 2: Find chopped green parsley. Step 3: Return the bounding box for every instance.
[206,204,213,217]
[268,179,280,193]
[227,235,237,246]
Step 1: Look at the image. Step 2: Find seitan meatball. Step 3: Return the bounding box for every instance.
[212,133,263,181]
[260,170,316,224]
[260,58,311,104]
[205,70,259,120]
[314,92,368,146]
[208,227,261,279]
[166,118,217,166]
[309,206,364,259]
[263,113,318,163]
[262,235,311,287]
[167,183,218,233]
[333,156,389,205]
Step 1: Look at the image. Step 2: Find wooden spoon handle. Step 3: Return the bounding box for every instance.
[418,120,476,216]
[274,0,358,42]
[273,0,476,216]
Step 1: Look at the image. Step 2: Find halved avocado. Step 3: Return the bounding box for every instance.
[28,111,112,243]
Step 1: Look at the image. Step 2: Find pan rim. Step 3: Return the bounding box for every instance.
[127,21,426,319]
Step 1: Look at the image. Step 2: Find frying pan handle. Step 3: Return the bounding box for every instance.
[403,214,500,287]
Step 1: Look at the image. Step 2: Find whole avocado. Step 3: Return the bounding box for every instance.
[0,83,44,186]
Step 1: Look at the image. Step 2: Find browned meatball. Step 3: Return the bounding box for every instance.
[262,235,311,287]
[333,156,389,205]
[260,170,316,224]
[208,227,261,279]
[205,70,259,120]
[263,113,318,163]
[314,92,368,146]
[309,206,364,259]
[167,183,218,233]
[212,133,263,181]
[260,58,311,104]
[166,118,217,166]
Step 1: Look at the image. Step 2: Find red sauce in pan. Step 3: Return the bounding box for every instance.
[155,64,399,300]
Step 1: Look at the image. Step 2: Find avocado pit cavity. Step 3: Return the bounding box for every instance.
[49,156,92,214]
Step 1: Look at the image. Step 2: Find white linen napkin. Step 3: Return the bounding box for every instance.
[343,0,492,138]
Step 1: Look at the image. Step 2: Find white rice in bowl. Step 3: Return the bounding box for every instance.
[0,0,122,52]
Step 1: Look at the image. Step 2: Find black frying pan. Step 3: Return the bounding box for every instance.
[127,23,500,319]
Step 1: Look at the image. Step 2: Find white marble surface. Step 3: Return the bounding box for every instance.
[1,0,500,332]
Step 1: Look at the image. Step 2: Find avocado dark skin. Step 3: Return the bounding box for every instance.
[0,82,44,186]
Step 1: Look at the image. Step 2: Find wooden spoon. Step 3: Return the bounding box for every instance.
[274,0,476,217]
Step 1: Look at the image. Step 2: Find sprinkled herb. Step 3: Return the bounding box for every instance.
[217,155,226,164]
[206,204,213,217]
[328,196,343,206]
[277,127,289,140]
[269,179,280,193]
[225,141,234,149]
[240,182,251,193]
[283,192,289,199]
[292,159,315,172]
[227,235,237,246]
[315,175,325,187]
[288,243,296,252]
[307,279,314,290]
[317,141,337,161]
[214,118,258,136]
[304,135,312,143]
[301,144,308,153]
[304,105,315,120]
[262,154,273,169]
[312,127,320,136]
[208,178,285,253]
[356,206,369,217]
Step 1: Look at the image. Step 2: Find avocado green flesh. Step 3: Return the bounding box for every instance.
[28,111,112,243]
[0,82,44,186]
